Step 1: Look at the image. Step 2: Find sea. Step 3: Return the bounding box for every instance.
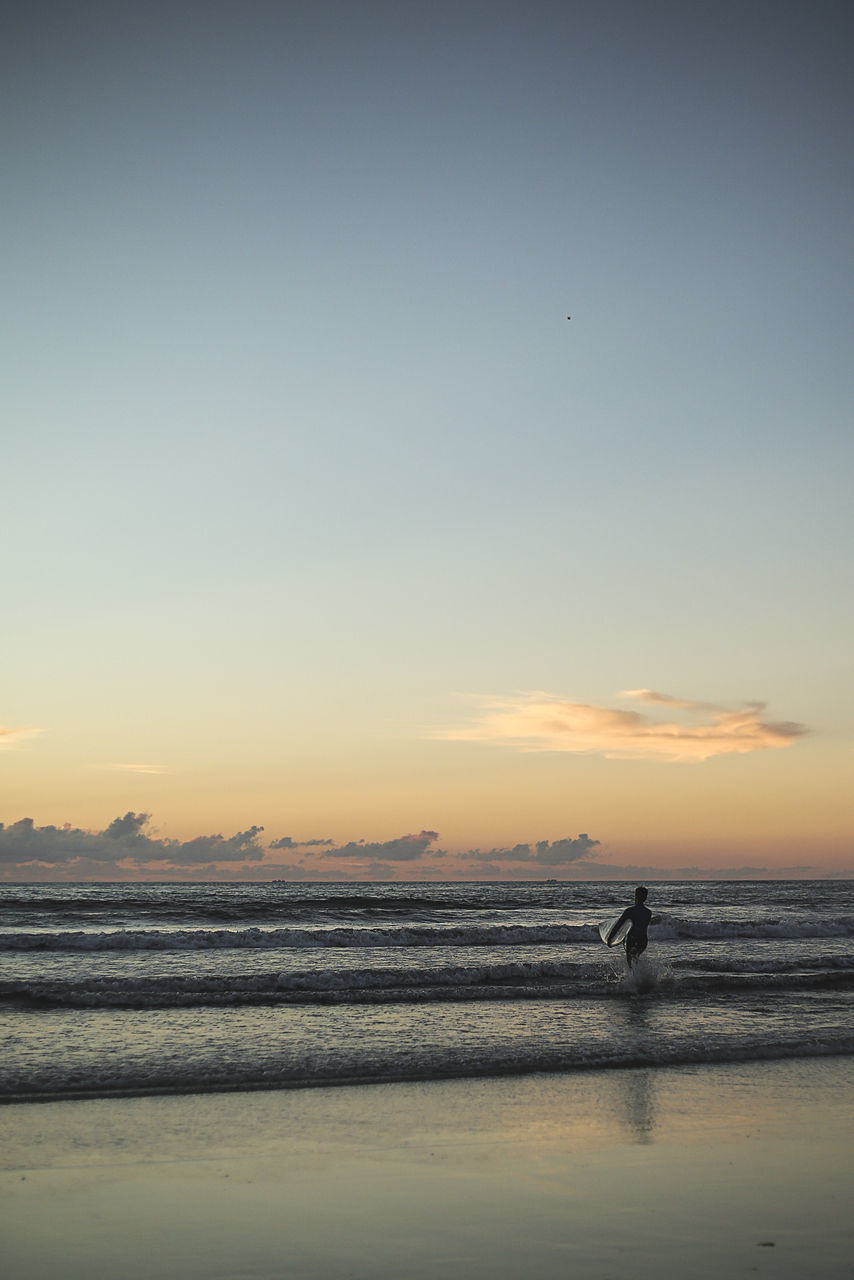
[1,880,852,1102]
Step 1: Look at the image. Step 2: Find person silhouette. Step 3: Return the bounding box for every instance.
[609,886,652,968]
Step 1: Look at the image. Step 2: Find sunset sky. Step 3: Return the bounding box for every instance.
[3,1,852,879]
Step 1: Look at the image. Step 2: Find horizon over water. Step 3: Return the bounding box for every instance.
[2,880,852,1102]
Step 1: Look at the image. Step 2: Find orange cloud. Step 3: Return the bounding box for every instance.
[109,763,169,775]
[436,690,807,762]
[0,725,41,750]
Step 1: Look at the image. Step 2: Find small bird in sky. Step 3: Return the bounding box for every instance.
[567,315,571,320]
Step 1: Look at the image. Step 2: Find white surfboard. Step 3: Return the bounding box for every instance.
[598,913,632,947]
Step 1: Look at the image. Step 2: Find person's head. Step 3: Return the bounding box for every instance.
[634,885,648,904]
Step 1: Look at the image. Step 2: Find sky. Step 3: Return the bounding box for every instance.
[3,0,852,880]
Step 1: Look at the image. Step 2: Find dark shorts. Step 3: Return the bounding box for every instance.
[626,935,648,965]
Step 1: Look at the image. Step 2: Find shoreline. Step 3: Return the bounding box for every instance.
[3,1056,852,1279]
[3,1044,852,1107]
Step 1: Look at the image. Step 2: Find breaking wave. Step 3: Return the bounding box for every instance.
[3,958,853,1011]
[3,914,853,953]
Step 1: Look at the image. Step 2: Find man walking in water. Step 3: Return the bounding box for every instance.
[609,886,652,968]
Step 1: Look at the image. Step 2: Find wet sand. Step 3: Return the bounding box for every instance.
[2,1057,852,1280]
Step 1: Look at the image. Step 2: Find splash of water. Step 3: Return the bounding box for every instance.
[608,952,672,994]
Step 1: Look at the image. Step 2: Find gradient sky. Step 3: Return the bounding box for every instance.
[3,1,852,879]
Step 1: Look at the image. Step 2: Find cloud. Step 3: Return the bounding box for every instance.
[155,826,266,864]
[269,835,334,849]
[323,830,441,862]
[6,816,835,881]
[621,689,706,708]
[109,763,169,775]
[0,813,267,867]
[436,690,807,762]
[0,725,41,749]
[0,818,444,875]
[104,812,149,838]
[461,834,600,866]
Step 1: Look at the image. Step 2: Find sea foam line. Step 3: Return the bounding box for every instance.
[2,965,853,1010]
[1,916,852,952]
[3,1037,853,1106]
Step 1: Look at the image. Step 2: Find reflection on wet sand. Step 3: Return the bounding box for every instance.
[618,1068,656,1144]
[613,998,657,1143]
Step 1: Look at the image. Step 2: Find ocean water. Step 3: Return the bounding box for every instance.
[1,880,852,1101]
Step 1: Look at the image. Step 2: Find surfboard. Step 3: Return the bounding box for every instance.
[598,913,632,947]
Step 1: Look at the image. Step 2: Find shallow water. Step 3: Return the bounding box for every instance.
[1,880,851,1099]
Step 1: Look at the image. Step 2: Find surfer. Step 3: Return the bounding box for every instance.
[609,886,652,968]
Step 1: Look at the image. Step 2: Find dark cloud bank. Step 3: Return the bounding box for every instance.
[4,816,829,880]
[0,815,603,879]
[0,814,268,867]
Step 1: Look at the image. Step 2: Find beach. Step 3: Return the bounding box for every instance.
[3,882,852,1276]
[3,1056,852,1280]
